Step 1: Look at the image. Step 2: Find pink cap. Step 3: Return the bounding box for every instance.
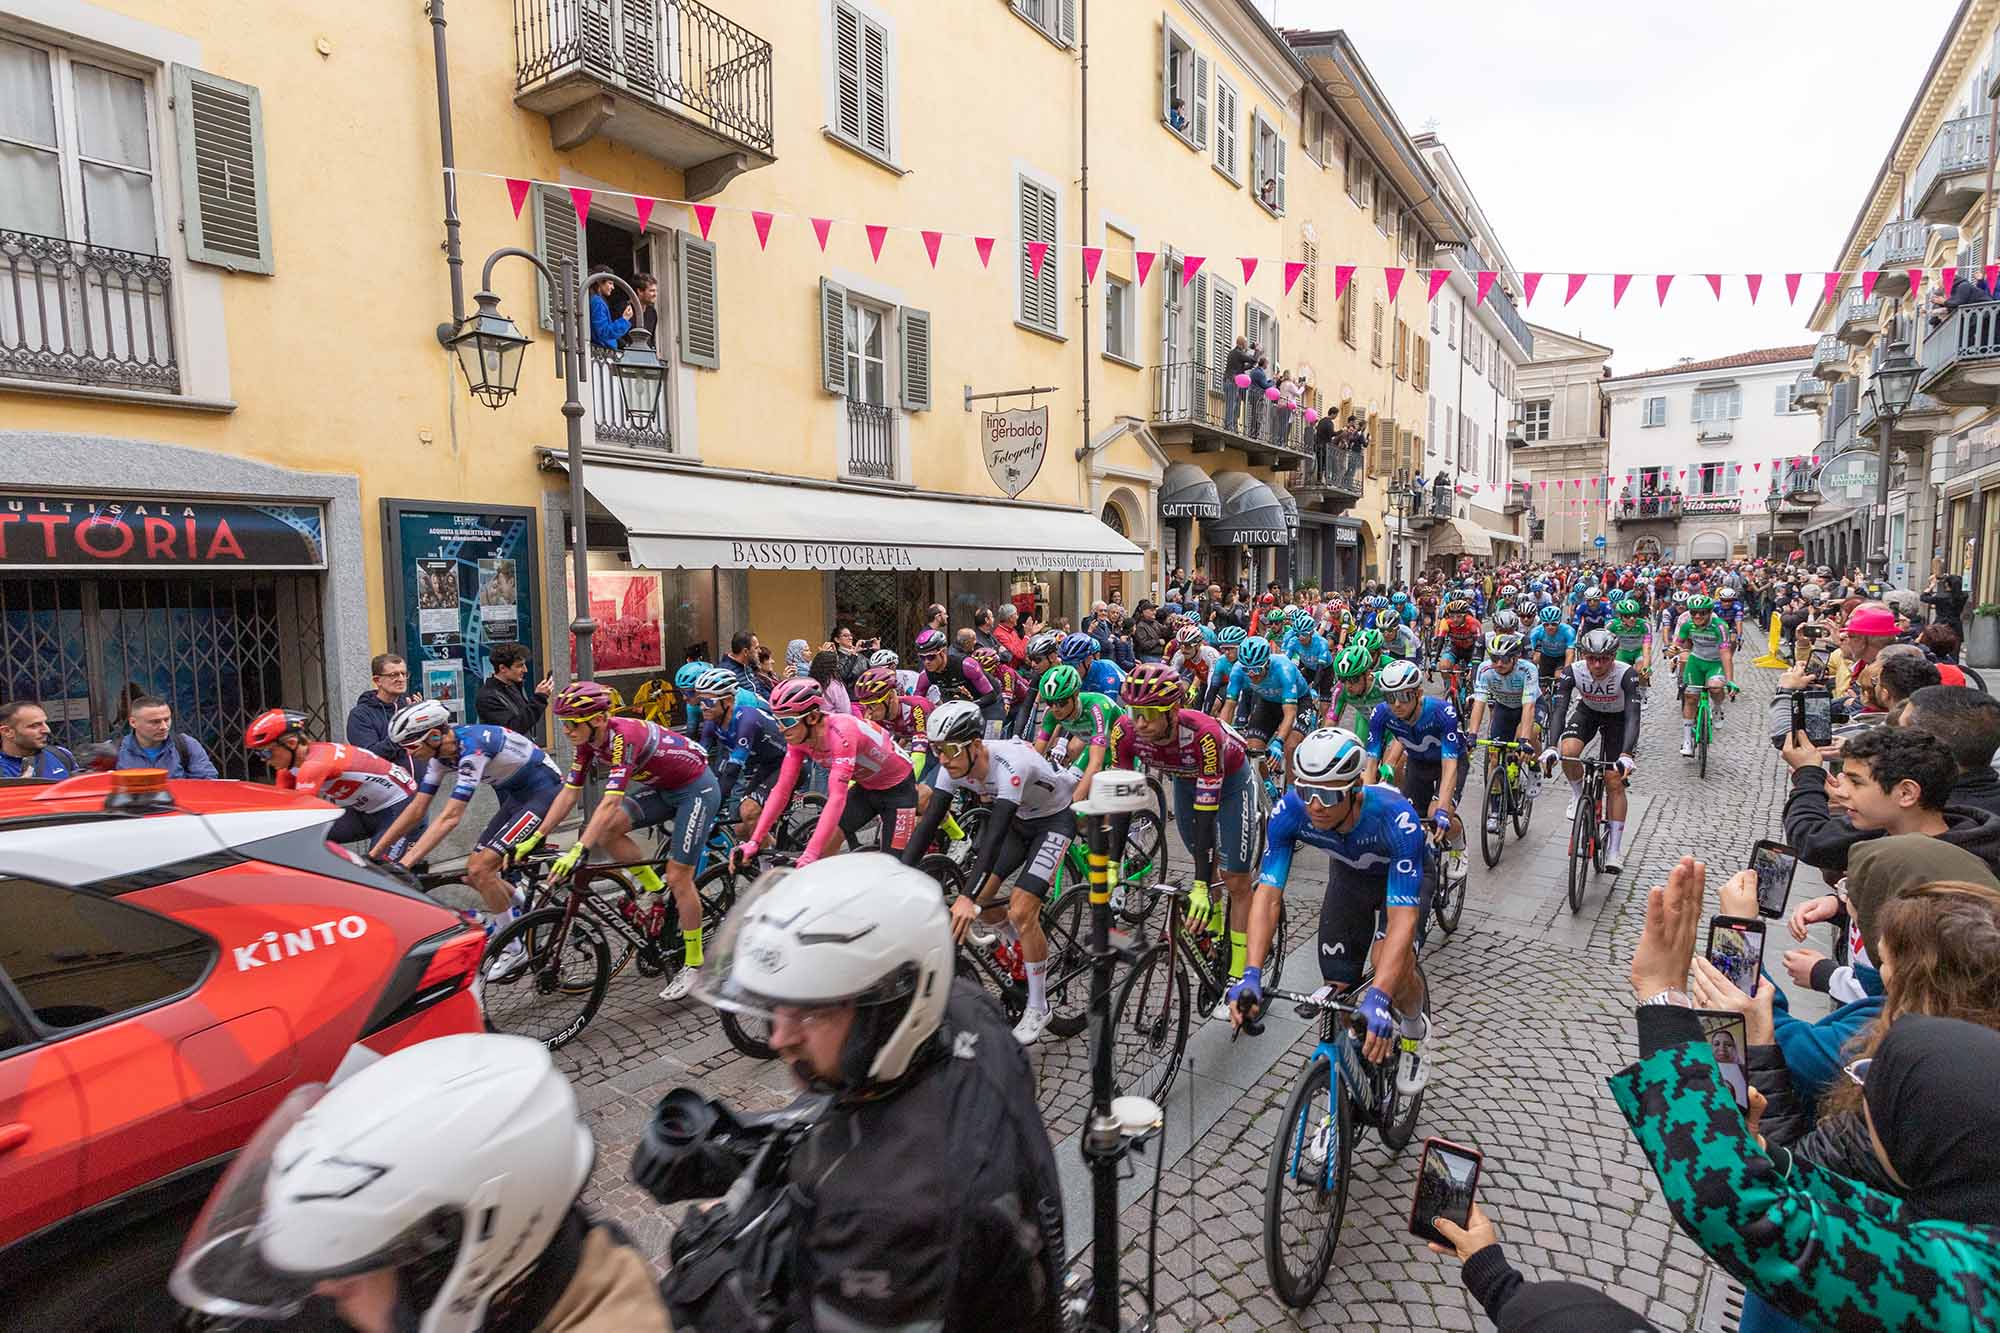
[1845,606,1897,636]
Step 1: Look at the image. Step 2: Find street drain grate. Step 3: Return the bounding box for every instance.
[1696,1269,1745,1333]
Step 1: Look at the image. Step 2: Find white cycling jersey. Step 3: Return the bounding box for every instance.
[930,738,1078,820]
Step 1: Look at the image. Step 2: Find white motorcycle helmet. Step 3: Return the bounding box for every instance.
[171,1034,593,1333]
[699,854,953,1092]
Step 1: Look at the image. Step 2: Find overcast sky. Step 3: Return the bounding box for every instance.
[1260,0,1961,374]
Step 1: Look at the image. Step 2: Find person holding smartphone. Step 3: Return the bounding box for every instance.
[1780,725,2000,882]
[1422,1201,1662,1331]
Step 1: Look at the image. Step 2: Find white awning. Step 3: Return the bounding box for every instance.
[1426,518,1522,557]
[574,464,1145,572]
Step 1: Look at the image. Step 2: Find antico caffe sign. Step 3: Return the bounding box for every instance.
[982,407,1048,499]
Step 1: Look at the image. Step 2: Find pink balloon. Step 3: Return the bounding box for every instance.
[1266,387,1282,402]
[1234,373,1252,389]
[1304,409,1319,424]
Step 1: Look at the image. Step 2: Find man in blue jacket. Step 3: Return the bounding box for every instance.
[0,701,76,779]
[116,696,219,778]
[348,653,419,762]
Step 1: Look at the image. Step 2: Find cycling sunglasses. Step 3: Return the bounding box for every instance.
[1298,782,1357,808]
[1129,703,1176,718]
[774,713,811,730]
[933,740,973,759]
[1384,687,1422,704]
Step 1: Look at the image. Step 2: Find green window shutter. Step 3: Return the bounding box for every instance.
[677,232,720,368]
[820,278,849,394]
[833,3,864,142]
[172,65,273,274]
[1209,279,1234,395]
[900,307,932,411]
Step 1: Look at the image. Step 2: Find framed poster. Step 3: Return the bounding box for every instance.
[383,500,541,734]
[571,568,665,674]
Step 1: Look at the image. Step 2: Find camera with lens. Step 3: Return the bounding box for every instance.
[632,1088,825,1205]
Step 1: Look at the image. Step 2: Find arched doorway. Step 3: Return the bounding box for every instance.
[1101,500,1128,605]
[1633,536,1663,561]
[1688,531,1730,562]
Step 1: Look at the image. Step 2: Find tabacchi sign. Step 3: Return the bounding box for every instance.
[982,407,1048,499]
[0,495,328,570]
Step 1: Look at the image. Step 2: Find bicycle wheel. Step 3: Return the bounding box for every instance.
[1964,665,1989,694]
[1697,710,1710,779]
[1109,938,1190,1106]
[574,868,639,983]
[1039,880,1093,1039]
[1510,760,1534,838]
[481,907,609,1051]
[774,792,827,856]
[1378,957,1430,1152]
[1566,799,1592,915]
[1114,790,1171,926]
[1262,1056,1350,1308]
[1479,761,1508,868]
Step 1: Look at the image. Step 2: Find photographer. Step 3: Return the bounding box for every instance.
[677,855,1064,1332]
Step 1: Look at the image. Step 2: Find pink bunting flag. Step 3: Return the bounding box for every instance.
[1424,268,1451,302]
[505,177,532,220]
[1182,255,1205,286]
[1026,242,1049,280]
[1565,273,1587,305]
[921,231,944,267]
[1611,274,1632,307]
[1283,261,1306,296]
[745,212,773,250]
[634,197,655,234]
[1655,274,1673,305]
[1334,264,1356,300]
[1861,270,1879,301]
[1822,271,1842,306]
[1383,267,1406,300]
[811,217,833,251]
[974,237,996,268]
[1135,250,1156,285]
[1746,274,1763,303]
[1986,263,1998,295]
[1784,273,1802,303]
[688,204,713,239]
[568,187,593,228]
[1704,273,1722,299]
[1476,271,1497,306]
[866,224,888,261]
[1908,269,1925,298]
[1081,246,1103,283]
[1812,454,1821,466]
[1753,461,1762,472]
[1240,257,1259,284]
[1520,273,1543,305]
[1942,265,1957,294]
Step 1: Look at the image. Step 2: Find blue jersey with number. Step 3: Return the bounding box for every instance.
[1284,629,1332,672]
[1529,623,1576,659]
[1258,784,1425,908]
[1083,658,1127,699]
[1365,695,1464,765]
[420,724,559,802]
[700,691,788,786]
[1226,655,1311,705]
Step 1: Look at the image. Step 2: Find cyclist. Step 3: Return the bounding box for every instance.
[1217,635,1309,780]
[855,665,930,766]
[1716,585,1747,650]
[904,701,1081,1046]
[693,666,789,843]
[1378,607,1423,663]
[736,677,918,868]
[1167,622,1222,704]
[1281,608,1333,707]
[1206,625,1248,713]
[1111,663,1255,1013]
[1670,593,1737,758]
[247,709,417,858]
[1029,663,1122,801]
[1327,642,1384,738]
[914,626,999,719]
[1528,605,1576,686]
[1575,585,1612,635]
[535,682,721,1001]
[1365,658,1468,884]
[1435,598,1485,695]
[1013,629,1065,738]
[370,701,561,936]
[1543,628,1641,872]
[1606,596,1654,686]
[1230,728,1430,1091]
[1058,630,1127,700]
[1464,634,1543,832]
[871,646,922,698]
[673,659,711,737]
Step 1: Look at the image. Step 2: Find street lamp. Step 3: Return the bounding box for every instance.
[442,247,663,679]
[1866,339,1920,579]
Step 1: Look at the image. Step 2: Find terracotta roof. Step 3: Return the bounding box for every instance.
[1606,345,1815,382]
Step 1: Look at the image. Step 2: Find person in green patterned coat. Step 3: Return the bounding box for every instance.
[1615,858,2000,1333]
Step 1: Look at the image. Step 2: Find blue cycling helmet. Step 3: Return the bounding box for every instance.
[1238,636,1272,669]
[674,661,710,691]
[1216,626,1248,647]
[1200,625,1218,645]
[1391,591,1408,605]
[1538,605,1562,624]
[1059,632,1098,664]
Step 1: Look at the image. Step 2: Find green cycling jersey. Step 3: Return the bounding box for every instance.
[1676,618,1728,663]
[1608,615,1651,662]
[1034,690,1125,765]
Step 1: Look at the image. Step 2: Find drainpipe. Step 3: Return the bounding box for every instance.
[429,0,466,340]
[1078,0,1094,578]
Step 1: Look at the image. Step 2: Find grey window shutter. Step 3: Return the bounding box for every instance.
[677,231,720,368]
[1275,134,1288,214]
[1059,0,1076,45]
[820,278,849,395]
[1159,17,1173,121]
[861,18,891,156]
[532,185,584,371]
[1192,51,1211,149]
[1190,268,1209,394]
[172,66,273,274]
[1038,183,1059,330]
[1209,279,1233,395]
[834,4,863,142]
[900,307,932,411]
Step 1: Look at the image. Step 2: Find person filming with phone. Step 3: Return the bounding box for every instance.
[1780,725,2000,880]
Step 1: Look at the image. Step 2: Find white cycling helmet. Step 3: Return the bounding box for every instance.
[698,855,952,1090]
[1293,727,1369,791]
[926,699,986,745]
[1378,658,1423,695]
[868,648,900,669]
[387,699,452,747]
[693,665,740,699]
[171,1034,592,1333]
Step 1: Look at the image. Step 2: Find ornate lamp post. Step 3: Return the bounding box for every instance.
[1864,339,1919,579]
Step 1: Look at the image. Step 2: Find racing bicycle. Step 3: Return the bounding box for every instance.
[1562,755,1615,914]
[1474,737,1536,871]
[917,850,1098,1038]
[1679,671,1739,779]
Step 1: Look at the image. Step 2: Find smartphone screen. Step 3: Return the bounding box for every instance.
[1751,840,1798,919]
[1801,691,1833,745]
[1707,916,1766,997]
[1409,1139,1482,1246]
[1696,1010,1751,1110]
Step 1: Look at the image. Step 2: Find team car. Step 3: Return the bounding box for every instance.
[0,769,488,1329]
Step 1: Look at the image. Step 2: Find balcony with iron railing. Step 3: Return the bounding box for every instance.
[1870,220,1931,298]
[0,229,179,395]
[515,0,775,198]
[1450,250,1534,356]
[845,399,897,480]
[1835,290,1881,346]
[586,343,670,449]
[1792,373,1828,410]
[1403,479,1456,527]
[1613,493,1682,524]
[1912,114,1992,224]
[1149,360,1309,467]
[1813,334,1849,381]
[1918,301,2000,405]
[1285,443,1365,511]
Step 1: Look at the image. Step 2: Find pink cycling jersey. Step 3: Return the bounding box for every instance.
[749,712,914,863]
[1112,707,1245,807]
[564,717,709,795]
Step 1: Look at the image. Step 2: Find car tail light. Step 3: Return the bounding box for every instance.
[358,923,487,1037]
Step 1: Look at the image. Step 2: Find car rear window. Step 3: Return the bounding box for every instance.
[0,877,212,1031]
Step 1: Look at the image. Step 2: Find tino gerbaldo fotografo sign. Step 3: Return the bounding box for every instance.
[982,406,1048,499]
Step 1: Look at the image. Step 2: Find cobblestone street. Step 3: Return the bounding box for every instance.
[562,634,1820,1330]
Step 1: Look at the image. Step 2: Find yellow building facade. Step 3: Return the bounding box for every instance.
[0,0,1464,763]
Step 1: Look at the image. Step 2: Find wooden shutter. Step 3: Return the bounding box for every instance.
[1300,235,1318,317]
[1215,80,1238,180]
[620,0,660,94]
[676,231,720,368]
[1190,268,1210,395]
[532,185,584,366]
[172,66,273,274]
[1267,314,1279,371]
[1274,133,1288,213]
[1159,17,1174,121]
[900,306,931,410]
[1372,416,1392,476]
[819,278,848,394]
[1161,245,1182,363]
[834,4,863,143]
[1058,0,1076,45]
[1192,51,1210,149]
[1209,279,1234,395]
[861,16,891,156]
[1018,177,1058,332]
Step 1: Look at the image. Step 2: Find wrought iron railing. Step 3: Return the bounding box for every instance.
[1813,334,1846,376]
[1876,218,1929,268]
[1920,301,2000,388]
[1913,114,1991,209]
[1616,494,1683,520]
[1149,360,1308,455]
[1838,290,1880,333]
[1792,374,1827,406]
[846,399,896,479]
[587,343,670,449]
[515,0,775,155]
[0,229,179,393]
[1290,443,1365,497]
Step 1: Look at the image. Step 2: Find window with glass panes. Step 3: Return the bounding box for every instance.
[846,299,889,405]
[1523,398,1551,441]
[0,36,160,255]
[1692,386,1742,422]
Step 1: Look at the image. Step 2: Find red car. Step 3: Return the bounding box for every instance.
[0,770,487,1330]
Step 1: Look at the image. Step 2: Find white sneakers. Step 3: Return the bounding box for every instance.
[1680,739,1695,758]
[484,938,528,983]
[1011,1006,1054,1045]
[659,967,699,1003]
[1563,795,1580,821]
[1604,850,1625,873]
[1397,1015,1432,1097]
